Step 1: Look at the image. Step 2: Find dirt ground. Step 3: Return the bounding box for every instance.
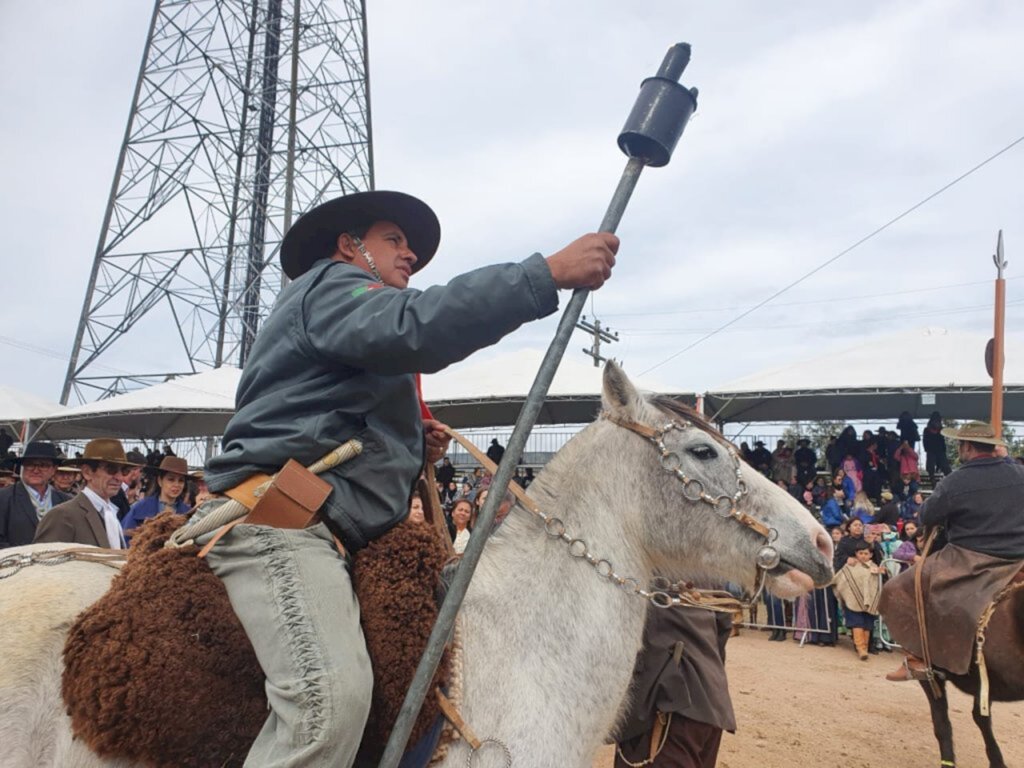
[593,629,1024,768]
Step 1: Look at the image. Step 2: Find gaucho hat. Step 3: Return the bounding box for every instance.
[72,438,143,467]
[13,441,62,466]
[937,423,1003,448]
[153,455,189,476]
[940,420,1007,447]
[280,191,441,280]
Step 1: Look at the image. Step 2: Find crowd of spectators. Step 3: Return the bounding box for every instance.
[0,440,208,549]
[424,439,537,551]
[735,412,968,663]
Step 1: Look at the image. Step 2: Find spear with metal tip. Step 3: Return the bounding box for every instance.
[378,43,700,767]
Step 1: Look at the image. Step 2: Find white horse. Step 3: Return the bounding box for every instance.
[0,363,832,768]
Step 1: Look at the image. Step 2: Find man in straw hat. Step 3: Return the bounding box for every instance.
[199,189,618,766]
[884,421,1024,681]
[33,438,142,550]
[0,441,73,548]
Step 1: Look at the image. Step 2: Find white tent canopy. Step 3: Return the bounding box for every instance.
[34,367,242,440]
[422,348,691,428]
[0,385,63,440]
[704,327,1024,423]
[22,351,690,441]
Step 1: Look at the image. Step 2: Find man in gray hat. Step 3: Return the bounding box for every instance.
[885,421,1024,681]
[919,421,1024,559]
[0,441,72,548]
[199,189,619,767]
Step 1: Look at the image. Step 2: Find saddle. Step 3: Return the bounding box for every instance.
[879,544,1024,675]
[62,510,452,768]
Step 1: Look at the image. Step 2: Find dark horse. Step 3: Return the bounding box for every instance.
[918,580,1024,768]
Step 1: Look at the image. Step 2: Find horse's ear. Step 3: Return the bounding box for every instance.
[602,361,642,418]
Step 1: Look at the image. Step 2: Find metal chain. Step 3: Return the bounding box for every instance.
[465,738,512,768]
[0,550,78,579]
[526,417,777,612]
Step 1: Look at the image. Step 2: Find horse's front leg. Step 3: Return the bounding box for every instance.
[971,696,1007,768]
[920,679,957,767]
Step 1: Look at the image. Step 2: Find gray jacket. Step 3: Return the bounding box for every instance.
[206,255,558,550]
[920,456,1024,559]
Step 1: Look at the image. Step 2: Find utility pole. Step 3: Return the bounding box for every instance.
[577,315,620,367]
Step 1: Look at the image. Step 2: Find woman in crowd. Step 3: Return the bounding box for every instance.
[439,480,458,510]
[897,411,920,448]
[849,490,875,524]
[450,497,474,554]
[408,492,426,524]
[833,517,868,570]
[892,525,926,572]
[900,491,924,523]
[832,468,856,511]
[472,487,489,530]
[122,456,190,537]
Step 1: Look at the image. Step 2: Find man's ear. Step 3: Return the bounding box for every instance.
[335,232,358,262]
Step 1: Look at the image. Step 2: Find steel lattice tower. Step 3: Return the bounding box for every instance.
[61,0,372,404]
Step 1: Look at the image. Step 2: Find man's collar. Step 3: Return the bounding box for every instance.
[21,480,51,501]
[82,485,115,512]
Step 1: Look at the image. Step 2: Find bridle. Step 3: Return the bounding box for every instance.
[444,411,783,613]
[599,412,782,609]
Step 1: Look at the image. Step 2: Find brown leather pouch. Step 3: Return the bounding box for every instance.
[243,459,332,529]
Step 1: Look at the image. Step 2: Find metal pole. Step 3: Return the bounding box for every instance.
[379,44,697,767]
[280,0,302,292]
[377,157,644,768]
[992,230,1007,436]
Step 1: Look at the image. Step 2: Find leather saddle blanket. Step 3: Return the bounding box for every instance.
[62,511,451,768]
[879,543,1024,675]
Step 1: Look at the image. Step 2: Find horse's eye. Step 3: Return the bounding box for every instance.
[688,444,718,461]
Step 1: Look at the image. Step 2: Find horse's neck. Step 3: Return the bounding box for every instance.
[454,463,652,766]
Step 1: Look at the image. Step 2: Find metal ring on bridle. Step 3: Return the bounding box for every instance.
[660,451,682,472]
[466,738,513,768]
[544,517,566,537]
[649,591,674,609]
[681,478,705,502]
[712,495,734,517]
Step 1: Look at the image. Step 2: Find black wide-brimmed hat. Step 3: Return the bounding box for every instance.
[280,191,441,280]
[13,441,62,466]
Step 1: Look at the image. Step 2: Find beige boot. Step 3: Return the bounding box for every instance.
[852,628,869,660]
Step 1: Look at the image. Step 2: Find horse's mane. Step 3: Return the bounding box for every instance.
[647,394,731,449]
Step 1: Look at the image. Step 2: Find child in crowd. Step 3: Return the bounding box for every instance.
[850,490,875,524]
[832,540,883,660]
[820,489,845,530]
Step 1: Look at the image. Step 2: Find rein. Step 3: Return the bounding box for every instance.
[0,547,126,579]
[445,411,781,614]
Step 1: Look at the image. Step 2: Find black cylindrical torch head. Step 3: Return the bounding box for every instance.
[617,43,698,168]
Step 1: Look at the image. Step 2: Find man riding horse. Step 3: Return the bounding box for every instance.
[197,190,618,766]
[884,420,1024,682]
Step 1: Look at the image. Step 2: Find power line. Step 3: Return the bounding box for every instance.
[618,298,1024,336]
[639,132,1024,375]
[604,276,1019,317]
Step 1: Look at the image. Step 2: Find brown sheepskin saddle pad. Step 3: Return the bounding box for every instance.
[63,511,451,768]
[879,543,1024,675]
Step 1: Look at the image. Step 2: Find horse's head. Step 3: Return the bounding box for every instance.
[600,362,833,599]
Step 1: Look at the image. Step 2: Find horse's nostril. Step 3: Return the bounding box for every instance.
[814,530,833,560]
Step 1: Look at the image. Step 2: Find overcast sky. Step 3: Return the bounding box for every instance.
[1,0,1022,407]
